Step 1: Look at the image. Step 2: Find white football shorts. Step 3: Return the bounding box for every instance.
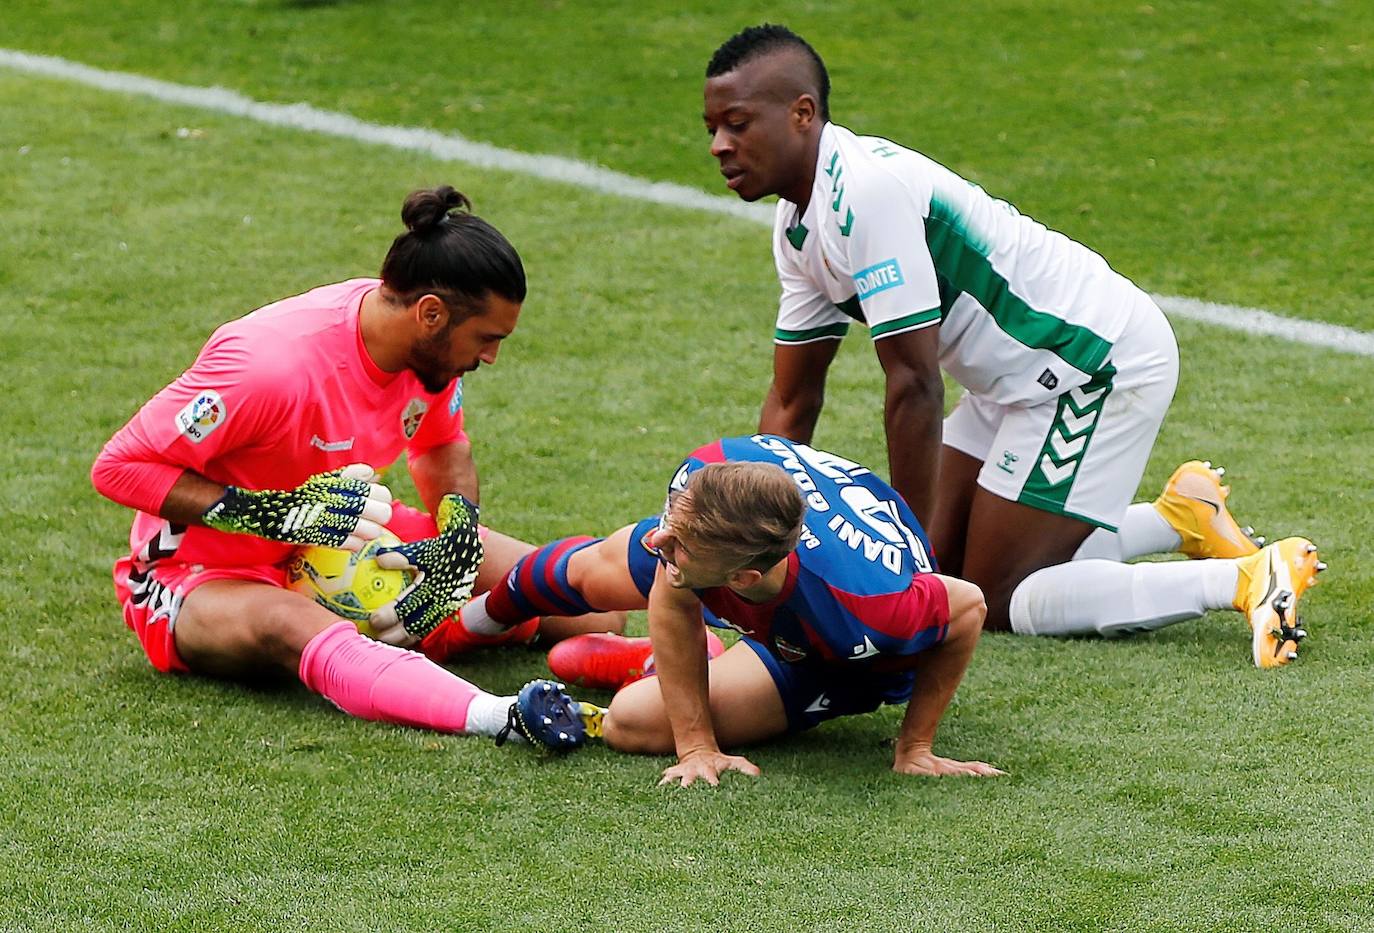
[942,291,1179,531]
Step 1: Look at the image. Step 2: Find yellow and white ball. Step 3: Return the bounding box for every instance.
[287,532,415,637]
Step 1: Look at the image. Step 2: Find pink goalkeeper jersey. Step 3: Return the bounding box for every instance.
[92,278,468,569]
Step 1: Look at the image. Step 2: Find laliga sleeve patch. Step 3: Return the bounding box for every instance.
[174,390,227,444]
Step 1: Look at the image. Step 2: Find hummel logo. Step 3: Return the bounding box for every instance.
[805,694,831,714]
[1037,368,1059,391]
[309,434,355,453]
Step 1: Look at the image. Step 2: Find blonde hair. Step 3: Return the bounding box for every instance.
[670,462,805,571]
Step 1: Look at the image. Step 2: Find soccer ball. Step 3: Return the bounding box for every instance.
[287,532,415,637]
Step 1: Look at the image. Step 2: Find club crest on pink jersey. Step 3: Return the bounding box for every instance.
[401,398,428,439]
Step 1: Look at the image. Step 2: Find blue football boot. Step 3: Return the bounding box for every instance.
[495,679,587,751]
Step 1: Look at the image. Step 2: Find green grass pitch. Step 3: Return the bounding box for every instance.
[2,2,1372,929]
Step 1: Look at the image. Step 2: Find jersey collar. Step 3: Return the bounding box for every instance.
[708,551,800,610]
[784,123,839,251]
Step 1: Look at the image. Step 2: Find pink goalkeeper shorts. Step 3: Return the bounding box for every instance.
[113,502,511,673]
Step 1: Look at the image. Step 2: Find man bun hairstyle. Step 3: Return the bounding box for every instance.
[400,185,472,234]
[672,462,805,573]
[380,185,526,316]
[706,23,830,121]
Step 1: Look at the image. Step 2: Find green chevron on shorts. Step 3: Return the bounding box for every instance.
[1017,363,1117,528]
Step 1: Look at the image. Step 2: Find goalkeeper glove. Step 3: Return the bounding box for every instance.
[201,463,393,550]
[369,494,484,643]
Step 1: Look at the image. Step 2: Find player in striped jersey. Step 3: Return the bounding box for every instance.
[700,25,1323,666]
[458,435,1003,785]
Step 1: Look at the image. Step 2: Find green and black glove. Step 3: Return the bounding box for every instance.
[369,494,484,642]
[201,463,393,550]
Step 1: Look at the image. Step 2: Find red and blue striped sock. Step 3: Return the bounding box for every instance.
[485,536,601,625]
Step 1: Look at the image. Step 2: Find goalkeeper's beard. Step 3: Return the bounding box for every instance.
[406,330,465,394]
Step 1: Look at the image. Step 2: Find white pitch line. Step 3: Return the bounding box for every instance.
[3,47,1372,359]
[0,49,773,227]
[1157,296,1374,357]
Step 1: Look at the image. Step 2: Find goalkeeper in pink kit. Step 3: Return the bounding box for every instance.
[90,187,596,750]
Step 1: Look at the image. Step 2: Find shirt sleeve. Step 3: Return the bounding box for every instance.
[773,218,850,346]
[870,573,953,668]
[406,378,468,456]
[90,329,295,513]
[842,173,943,341]
[827,573,951,673]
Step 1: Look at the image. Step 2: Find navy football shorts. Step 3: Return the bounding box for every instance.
[626,515,915,733]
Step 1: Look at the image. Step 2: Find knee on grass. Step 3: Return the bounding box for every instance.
[960,573,1015,632]
[603,687,675,755]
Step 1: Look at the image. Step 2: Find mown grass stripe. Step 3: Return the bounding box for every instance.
[2,47,1370,360]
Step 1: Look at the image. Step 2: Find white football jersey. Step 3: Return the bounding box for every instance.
[773,123,1143,406]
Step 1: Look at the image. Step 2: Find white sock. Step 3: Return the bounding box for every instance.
[1075,504,1183,562]
[1008,558,1239,637]
[458,592,511,637]
[463,691,524,740]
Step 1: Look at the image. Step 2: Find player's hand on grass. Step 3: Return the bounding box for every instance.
[368,494,483,644]
[892,747,1005,778]
[659,750,761,788]
[201,463,392,550]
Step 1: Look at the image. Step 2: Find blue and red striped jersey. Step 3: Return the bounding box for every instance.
[671,435,948,670]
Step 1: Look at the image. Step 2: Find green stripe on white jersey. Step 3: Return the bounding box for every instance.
[772,123,1146,405]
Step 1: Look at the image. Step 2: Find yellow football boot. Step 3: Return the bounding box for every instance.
[1233,537,1325,668]
[1153,461,1262,559]
[577,701,607,740]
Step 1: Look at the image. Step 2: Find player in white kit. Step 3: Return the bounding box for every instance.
[701,24,1324,667]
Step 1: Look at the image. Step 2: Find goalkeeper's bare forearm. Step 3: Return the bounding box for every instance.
[409,438,479,516]
[156,470,235,525]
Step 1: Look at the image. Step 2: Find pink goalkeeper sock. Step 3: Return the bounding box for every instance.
[298,621,479,733]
